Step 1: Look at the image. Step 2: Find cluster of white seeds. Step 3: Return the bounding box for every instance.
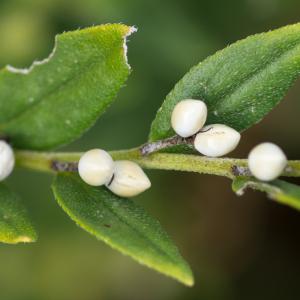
[171,99,288,181]
[171,99,241,157]
[0,140,15,181]
[78,99,288,193]
[0,111,288,196]
[78,149,151,197]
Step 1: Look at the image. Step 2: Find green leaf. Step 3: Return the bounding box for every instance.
[52,173,194,286]
[0,183,37,244]
[0,24,135,150]
[232,177,300,211]
[149,23,300,142]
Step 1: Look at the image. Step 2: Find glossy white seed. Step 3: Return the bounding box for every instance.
[0,141,15,181]
[78,149,114,186]
[248,142,287,181]
[171,99,207,138]
[106,160,151,197]
[194,124,241,157]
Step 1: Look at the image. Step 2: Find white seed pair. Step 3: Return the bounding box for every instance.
[0,140,15,181]
[171,99,241,157]
[78,149,151,198]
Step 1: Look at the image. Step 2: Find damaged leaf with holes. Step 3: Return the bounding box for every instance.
[0,24,135,150]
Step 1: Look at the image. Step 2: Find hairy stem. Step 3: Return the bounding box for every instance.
[15,147,300,179]
[140,135,194,155]
[140,129,213,155]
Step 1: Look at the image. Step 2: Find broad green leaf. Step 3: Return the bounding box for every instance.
[232,177,300,211]
[52,173,194,286]
[0,24,135,150]
[149,23,300,142]
[0,184,37,244]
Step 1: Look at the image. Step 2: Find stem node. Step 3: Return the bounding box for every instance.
[51,160,78,172]
[140,135,194,156]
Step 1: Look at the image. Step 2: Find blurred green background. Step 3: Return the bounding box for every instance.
[1,0,300,299]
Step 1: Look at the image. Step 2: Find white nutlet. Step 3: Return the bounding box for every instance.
[0,140,15,181]
[194,124,241,157]
[171,99,207,138]
[78,149,114,186]
[106,160,151,197]
[248,142,287,181]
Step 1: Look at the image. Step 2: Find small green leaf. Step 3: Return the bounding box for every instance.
[149,23,300,142]
[0,184,37,244]
[233,177,300,211]
[52,173,194,286]
[0,24,135,150]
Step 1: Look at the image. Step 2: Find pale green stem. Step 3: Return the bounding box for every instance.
[15,148,300,179]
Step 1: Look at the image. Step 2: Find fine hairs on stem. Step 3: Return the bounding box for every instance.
[14,137,300,179]
[140,128,213,156]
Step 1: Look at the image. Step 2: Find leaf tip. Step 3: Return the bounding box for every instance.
[181,272,195,287]
[1,233,38,244]
[157,259,194,287]
[14,235,37,243]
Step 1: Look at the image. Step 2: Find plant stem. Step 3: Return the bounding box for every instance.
[140,129,216,155]
[15,147,300,179]
[140,135,194,155]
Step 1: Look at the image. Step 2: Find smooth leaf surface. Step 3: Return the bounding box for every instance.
[0,24,135,150]
[0,184,37,244]
[150,23,300,142]
[233,177,300,211]
[52,173,194,286]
